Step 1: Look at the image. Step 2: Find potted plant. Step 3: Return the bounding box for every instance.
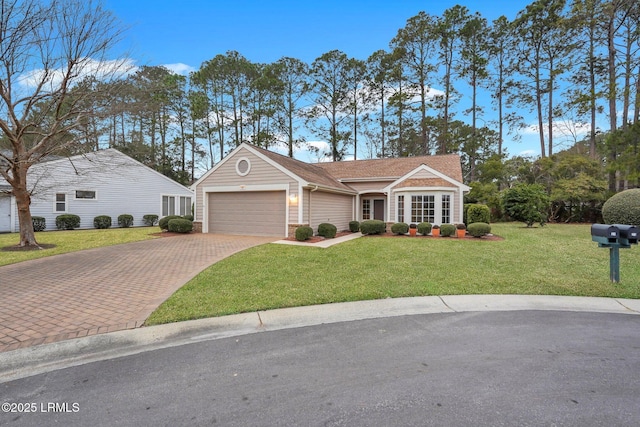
[456,223,466,238]
[409,223,417,237]
[431,224,440,237]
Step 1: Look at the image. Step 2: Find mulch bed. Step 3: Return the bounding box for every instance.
[366,231,504,241]
[285,230,503,243]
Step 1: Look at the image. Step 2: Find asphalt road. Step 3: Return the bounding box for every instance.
[2,310,639,426]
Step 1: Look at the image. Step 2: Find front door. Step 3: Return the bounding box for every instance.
[373,199,385,221]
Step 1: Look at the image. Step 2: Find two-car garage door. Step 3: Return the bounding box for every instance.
[207,191,286,236]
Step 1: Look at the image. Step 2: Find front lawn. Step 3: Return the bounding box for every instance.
[0,227,158,266]
[146,223,640,325]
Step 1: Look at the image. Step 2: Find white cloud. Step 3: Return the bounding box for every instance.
[522,120,591,137]
[163,63,195,75]
[18,57,136,89]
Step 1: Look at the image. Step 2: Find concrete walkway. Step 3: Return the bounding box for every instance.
[0,234,276,352]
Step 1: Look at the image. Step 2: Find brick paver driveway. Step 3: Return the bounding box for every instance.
[0,234,276,352]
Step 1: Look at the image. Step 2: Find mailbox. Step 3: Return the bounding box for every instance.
[613,224,639,246]
[591,224,619,245]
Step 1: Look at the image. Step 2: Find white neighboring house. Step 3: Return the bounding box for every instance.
[0,149,193,233]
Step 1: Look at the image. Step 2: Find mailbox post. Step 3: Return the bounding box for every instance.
[591,224,638,283]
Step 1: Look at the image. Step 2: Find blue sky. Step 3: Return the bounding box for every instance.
[103,0,553,160]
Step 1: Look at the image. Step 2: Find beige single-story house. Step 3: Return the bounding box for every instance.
[192,143,470,237]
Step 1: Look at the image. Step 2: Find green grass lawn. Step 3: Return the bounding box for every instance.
[146,223,640,325]
[0,227,158,266]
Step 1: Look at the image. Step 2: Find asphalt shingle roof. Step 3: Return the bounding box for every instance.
[249,145,464,191]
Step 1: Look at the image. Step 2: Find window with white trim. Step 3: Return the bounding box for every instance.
[362,199,371,220]
[55,193,67,212]
[162,195,175,216]
[75,190,96,200]
[411,195,435,223]
[179,196,191,216]
[441,194,451,224]
[397,195,404,223]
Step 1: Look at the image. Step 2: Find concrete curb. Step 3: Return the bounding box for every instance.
[1,295,639,383]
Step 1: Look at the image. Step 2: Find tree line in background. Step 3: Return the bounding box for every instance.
[2,0,640,235]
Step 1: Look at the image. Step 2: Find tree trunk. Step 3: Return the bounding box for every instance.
[13,164,38,247]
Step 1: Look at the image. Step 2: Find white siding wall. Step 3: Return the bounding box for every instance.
[8,150,193,231]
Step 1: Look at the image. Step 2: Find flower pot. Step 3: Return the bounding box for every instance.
[409,228,417,237]
[457,229,466,238]
[432,228,440,237]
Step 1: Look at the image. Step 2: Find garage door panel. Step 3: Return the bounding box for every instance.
[208,191,286,236]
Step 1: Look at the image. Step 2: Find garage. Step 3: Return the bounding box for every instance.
[207,191,286,236]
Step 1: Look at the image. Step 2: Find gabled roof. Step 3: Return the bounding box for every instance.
[314,154,464,183]
[195,143,465,193]
[245,145,355,193]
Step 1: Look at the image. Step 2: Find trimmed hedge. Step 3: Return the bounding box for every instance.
[32,216,46,232]
[602,189,640,226]
[118,214,134,228]
[143,214,159,226]
[417,222,432,235]
[466,204,491,225]
[56,214,80,230]
[391,222,409,235]
[360,220,386,235]
[168,218,193,233]
[159,215,182,231]
[295,225,314,241]
[318,222,337,238]
[93,215,112,229]
[468,222,491,237]
[440,224,456,237]
[349,220,360,233]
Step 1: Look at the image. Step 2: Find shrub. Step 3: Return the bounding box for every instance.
[502,183,550,227]
[56,214,80,230]
[602,189,640,226]
[417,222,432,235]
[32,216,46,232]
[118,214,134,228]
[391,222,409,235]
[360,219,386,235]
[349,220,360,233]
[318,222,337,238]
[468,222,491,237]
[143,214,159,226]
[440,224,456,237]
[456,223,466,230]
[466,204,491,225]
[183,214,194,221]
[295,225,313,241]
[93,215,112,229]
[159,215,182,231]
[168,218,193,233]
